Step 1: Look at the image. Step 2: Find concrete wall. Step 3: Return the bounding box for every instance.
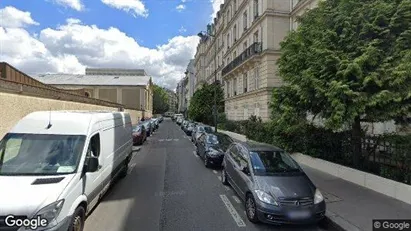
[0,92,143,139]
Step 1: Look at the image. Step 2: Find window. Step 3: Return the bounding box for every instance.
[87,134,101,158]
[233,78,237,96]
[227,34,230,49]
[0,133,86,175]
[243,11,248,31]
[233,0,237,12]
[243,72,248,93]
[233,24,237,41]
[243,41,248,51]
[227,81,230,97]
[249,151,301,175]
[233,50,237,58]
[253,31,259,43]
[254,67,259,89]
[253,0,259,19]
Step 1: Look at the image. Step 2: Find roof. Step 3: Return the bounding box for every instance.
[33,74,151,86]
[236,140,284,152]
[85,68,147,76]
[9,111,128,135]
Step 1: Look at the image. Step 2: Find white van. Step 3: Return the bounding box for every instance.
[0,111,134,231]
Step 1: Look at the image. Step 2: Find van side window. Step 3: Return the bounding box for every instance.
[87,134,100,158]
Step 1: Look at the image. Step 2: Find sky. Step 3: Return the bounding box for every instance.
[0,0,224,90]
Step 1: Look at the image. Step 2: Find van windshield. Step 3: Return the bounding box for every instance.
[0,133,86,176]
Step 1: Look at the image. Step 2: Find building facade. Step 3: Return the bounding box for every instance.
[194,0,319,121]
[185,59,196,107]
[176,76,188,115]
[164,88,178,113]
[35,71,154,117]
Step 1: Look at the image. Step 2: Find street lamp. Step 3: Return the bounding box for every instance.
[198,30,219,132]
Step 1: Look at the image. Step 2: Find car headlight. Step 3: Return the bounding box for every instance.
[314,189,324,204]
[34,199,64,222]
[254,190,278,206]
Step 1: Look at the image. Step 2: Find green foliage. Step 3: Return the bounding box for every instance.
[274,0,411,130]
[188,83,224,124]
[153,85,169,114]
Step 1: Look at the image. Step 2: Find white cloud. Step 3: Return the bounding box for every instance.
[0,6,39,28]
[0,7,199,89]
[210,0,224,22]
[101,0,148,18]
[51,0,84,11]
[176,4,186,12]
[179,26,187,33]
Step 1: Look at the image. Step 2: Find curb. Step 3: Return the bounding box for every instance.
[323,211,363,231]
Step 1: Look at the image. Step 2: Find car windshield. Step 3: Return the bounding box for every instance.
[0,133,86,176]
[206,134,232,147]
[133,126,142,132]
[249,151,301,175]
[204,127,213,133]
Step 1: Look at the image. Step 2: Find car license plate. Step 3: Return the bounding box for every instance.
[287,210,310,219]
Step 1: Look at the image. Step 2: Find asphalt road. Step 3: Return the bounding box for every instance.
[84,118,333,231]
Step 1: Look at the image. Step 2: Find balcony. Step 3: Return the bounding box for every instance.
[222,42,262,76]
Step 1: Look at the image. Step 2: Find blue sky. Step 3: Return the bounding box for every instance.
[0,0,223,89]
[1,0,213,48]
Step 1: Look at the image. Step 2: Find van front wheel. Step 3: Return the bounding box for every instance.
[68,206,85,231]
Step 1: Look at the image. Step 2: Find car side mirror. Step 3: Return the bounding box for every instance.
[86,156,100,172]
[242,166,250,175]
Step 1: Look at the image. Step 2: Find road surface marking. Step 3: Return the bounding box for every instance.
[218,176,222,181]
[232,195,241,204]
[244,211,246,215]
[166,139,172,141]
[159,139,164,142]
[219,195,246,227]
[173,139,179,141]
[213,170,218,174]
[224,186,230,191]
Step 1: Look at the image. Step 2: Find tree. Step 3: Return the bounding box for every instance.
[273,0,411,167]
[153,85,169,114]
[188,82,224,125]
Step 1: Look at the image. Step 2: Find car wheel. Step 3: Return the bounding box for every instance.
[68,206,85,231]
[221,168,229,185]
[245,194,259,223]
[204,156,210,168]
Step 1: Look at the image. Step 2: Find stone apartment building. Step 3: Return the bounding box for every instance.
[164,88,178,113]
[194,0,319,121]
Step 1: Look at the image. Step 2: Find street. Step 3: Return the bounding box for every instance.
[84,118,331,231]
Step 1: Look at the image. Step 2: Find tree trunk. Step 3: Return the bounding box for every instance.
[352,116,362,168]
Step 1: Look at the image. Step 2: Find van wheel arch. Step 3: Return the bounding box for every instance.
[78,201,88,214]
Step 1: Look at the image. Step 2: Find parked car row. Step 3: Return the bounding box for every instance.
[132,116,163,146]
[173,117,327,226]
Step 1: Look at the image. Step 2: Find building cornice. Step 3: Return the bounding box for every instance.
[291,0,311,15]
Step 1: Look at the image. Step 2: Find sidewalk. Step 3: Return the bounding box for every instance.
[302,164,411,231]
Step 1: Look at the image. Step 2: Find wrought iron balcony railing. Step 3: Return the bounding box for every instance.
[222,42,262,76]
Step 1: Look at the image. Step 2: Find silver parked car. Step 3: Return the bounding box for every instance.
[221,141,326,225]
